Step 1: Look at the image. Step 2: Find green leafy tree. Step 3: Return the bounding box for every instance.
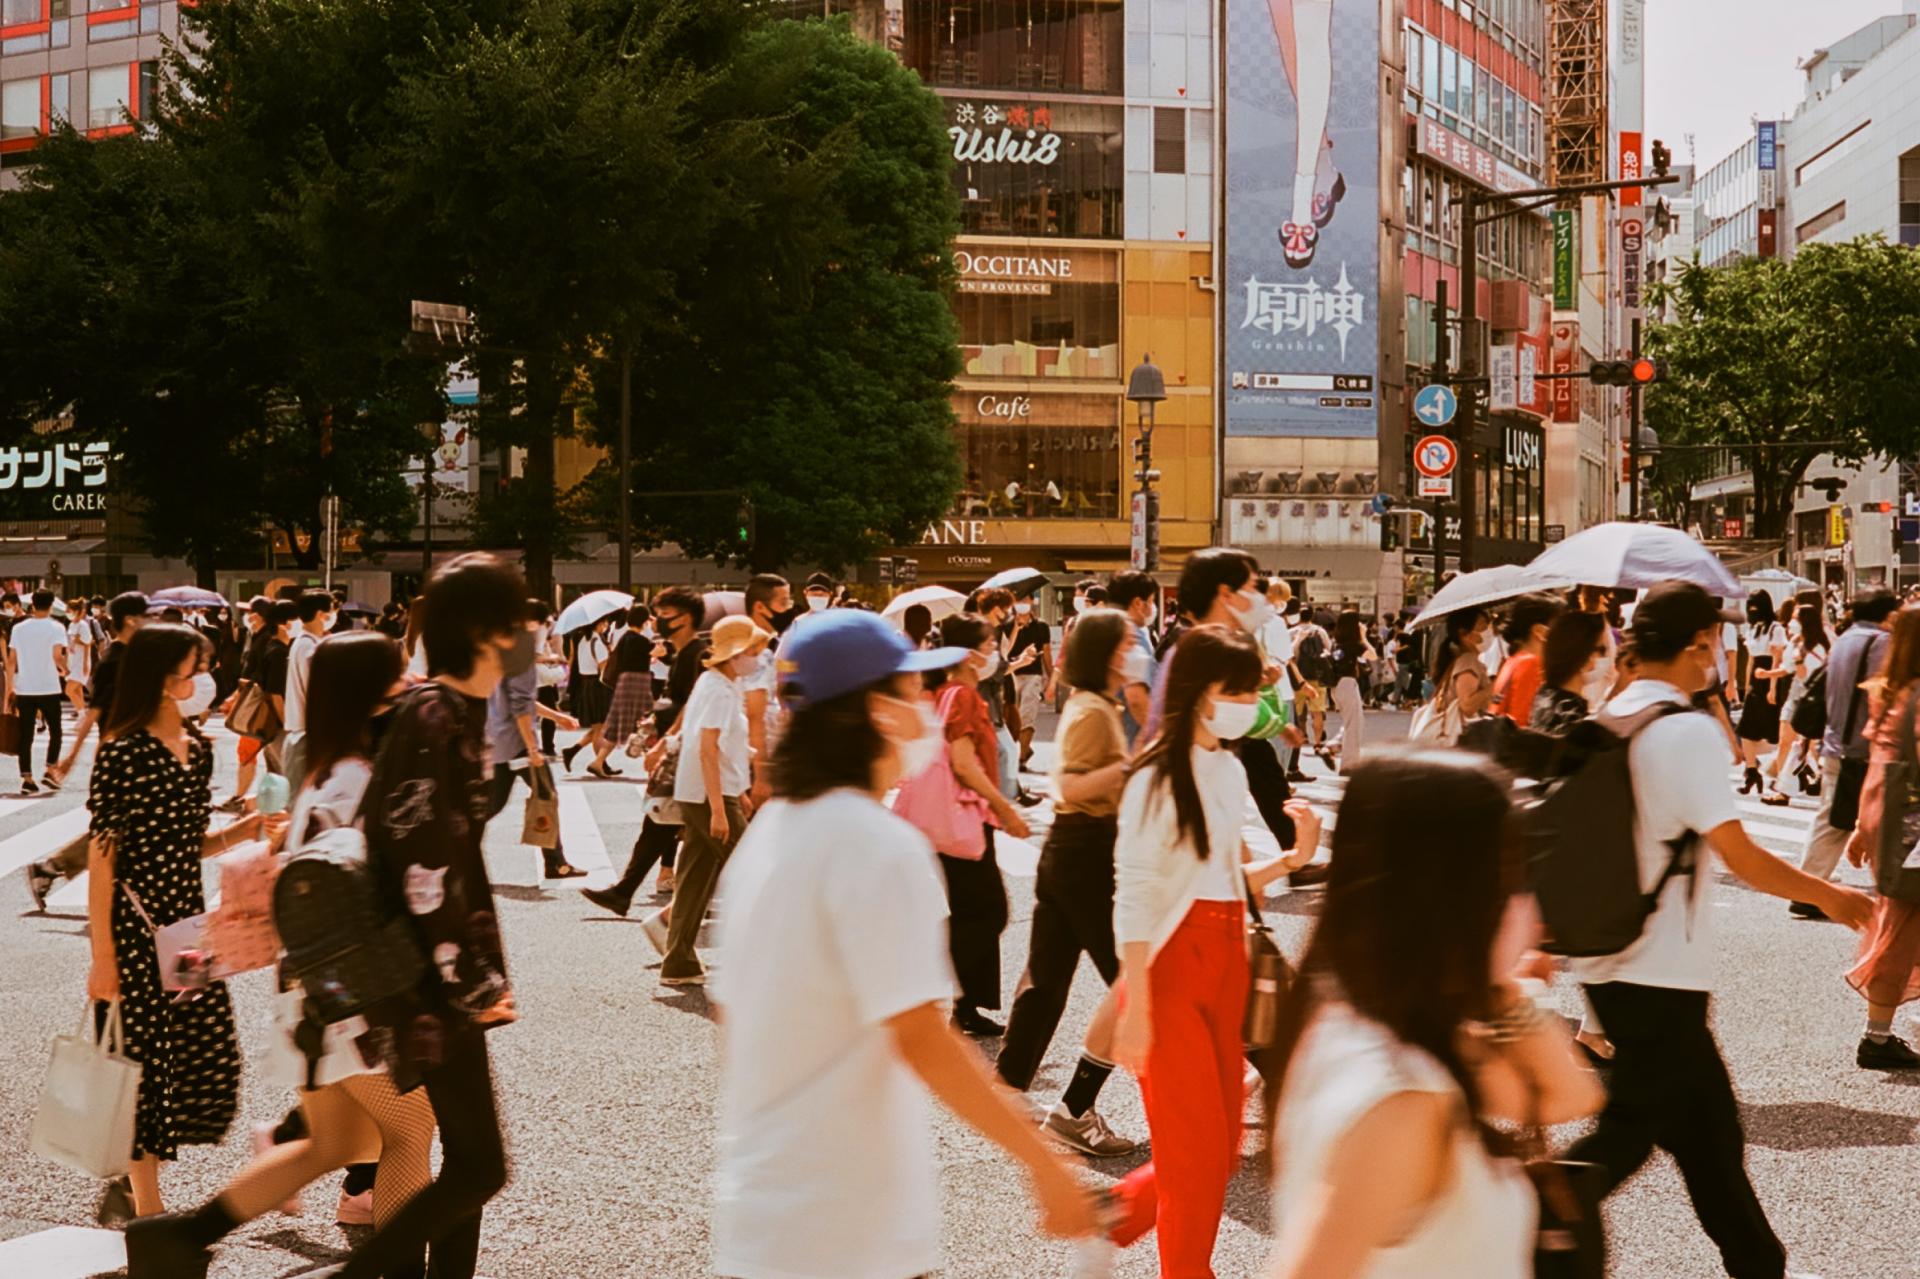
[1645,236,1920,540]
[590,14,963,571]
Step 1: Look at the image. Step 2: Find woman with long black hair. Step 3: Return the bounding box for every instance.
[86,624,283,1220]
[1736,590,1790,794]
[1325,609,1375,772]
[125,633,441,1279]
[1256,753,1600,1276]
[288,553,531,1279]
[1086,625,1320,1279]
[1765,600,1830,804]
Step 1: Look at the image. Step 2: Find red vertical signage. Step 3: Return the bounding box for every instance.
[1549,321,1579,423]
[1619,132,1643,206]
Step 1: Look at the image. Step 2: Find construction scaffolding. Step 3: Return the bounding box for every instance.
[1548,0,1607,187]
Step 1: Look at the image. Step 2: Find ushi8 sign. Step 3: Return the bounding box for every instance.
[1223,0,1381,439]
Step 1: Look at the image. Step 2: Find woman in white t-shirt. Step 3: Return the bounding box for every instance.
[124,632,440,1276]
[1092,626,1322,1279]
[710,610,1093,1279]
[1256,752,1602,1279]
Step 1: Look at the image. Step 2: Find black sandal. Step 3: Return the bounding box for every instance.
[543,858,588,880]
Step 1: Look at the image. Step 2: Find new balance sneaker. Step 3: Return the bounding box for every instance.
[1858,1034,1920,1071]
[1042,1103,1140,1157]
[335,1188,375,1226]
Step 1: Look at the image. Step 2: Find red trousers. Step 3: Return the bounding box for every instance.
[1111,900,1249,1279]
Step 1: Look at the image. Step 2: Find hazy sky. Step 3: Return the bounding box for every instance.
[1645,0,1909,169]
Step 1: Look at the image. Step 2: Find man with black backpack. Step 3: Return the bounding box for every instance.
[1557,582,1873,1279]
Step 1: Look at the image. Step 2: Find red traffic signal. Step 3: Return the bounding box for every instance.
[1590,358,1664,387]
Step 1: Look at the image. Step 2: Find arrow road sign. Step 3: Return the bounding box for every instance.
[1413,384,1458,428]
[1413,434,1459,480]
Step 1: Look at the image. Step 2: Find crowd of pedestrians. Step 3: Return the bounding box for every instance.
[18,550,1920,1279]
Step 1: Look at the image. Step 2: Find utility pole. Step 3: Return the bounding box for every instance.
[1627,316,1643,521]
[1457,191,1480,573]
[618,350,633,593]
[1432,276,1451,585]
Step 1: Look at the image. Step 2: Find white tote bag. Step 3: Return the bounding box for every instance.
[1408,695,1465,747]
[30,1002,142,1179]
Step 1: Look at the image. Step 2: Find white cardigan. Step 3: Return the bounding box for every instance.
[1113,746,1250,960]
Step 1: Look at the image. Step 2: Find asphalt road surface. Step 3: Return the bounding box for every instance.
[0,708,1914,1278]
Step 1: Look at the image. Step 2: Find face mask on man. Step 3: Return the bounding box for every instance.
[974,649,1002,679]
[1014,601,1032,617]
[1235,588,1276,636]
[1119,644,1151,687]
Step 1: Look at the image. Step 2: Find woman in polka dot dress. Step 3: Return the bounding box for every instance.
[85,622,285,1216]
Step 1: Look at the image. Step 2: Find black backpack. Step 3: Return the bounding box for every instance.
[1789,664,1828,741]
[273,826,426,1026]
[1523,702,1698,958]
[1296,630,1333,684]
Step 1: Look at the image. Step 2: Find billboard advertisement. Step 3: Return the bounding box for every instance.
[1224,0,1381,439]
[1551,210,1577,311]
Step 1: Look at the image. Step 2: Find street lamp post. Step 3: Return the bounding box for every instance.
[1126,355,1166,573]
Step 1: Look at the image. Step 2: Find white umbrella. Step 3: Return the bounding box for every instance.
[1409,564,1574,628]
[882,585,966,624]
[1528,522,1743,598]
[554,589,633,636]
[979,566,1048,596]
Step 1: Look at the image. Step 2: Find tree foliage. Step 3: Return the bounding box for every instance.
[0,0,962,586]
[1645,236,1920,539]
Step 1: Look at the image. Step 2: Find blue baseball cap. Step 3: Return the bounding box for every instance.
[776,610,968,708]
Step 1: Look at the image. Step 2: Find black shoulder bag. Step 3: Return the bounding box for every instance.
[1831,671,1871,832]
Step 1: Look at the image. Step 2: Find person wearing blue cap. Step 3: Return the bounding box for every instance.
[709,611,1095,1279]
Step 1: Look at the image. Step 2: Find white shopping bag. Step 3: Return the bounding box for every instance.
[29,1002,142,1179]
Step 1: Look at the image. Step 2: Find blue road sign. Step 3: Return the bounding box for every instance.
[1413,384,1457,428]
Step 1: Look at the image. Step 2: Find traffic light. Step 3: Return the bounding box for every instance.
[1651,138,1672,178]
[1809,477,1847,503]
[1590,358,1663,387]
[733,496,755,553]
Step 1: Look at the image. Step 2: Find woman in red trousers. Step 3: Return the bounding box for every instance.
[1080,624,1318,1279]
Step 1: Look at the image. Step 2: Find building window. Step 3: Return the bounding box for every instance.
[137,58,155,120]
[1900,147,1920,247]
[87,64,127,129]
[947,97,1121,238]
[1152,106,1184,174]
[950,394,1123,521]
[1,77,38,140]
[953,246,1120,382]
[88,15,133,39]
[904,0,1122,96]
[48,71,67,127]
[1795,120,1870,187]
[1,0,40,21]
[1795,201,1847,244]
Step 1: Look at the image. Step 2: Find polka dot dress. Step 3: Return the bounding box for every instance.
[91,728,239,1161]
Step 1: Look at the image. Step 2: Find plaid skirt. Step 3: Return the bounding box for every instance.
[606,671,654,742]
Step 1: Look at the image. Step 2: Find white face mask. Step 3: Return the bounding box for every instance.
[1014,601,1032,616]
[974,649,1002,679]
[1203,696,1260,741]
[1072,595,1087,613]
[1234,588,1275,635]
[885,699,944,780]
[805,594,830,613]
[1119,643,1151,687]
[1147,603,1158,628]
[175,672,217,718]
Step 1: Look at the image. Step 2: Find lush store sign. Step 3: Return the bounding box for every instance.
[946,100,1062,166]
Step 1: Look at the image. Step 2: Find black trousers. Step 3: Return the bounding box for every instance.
[940,831,1008,1012]
[536,684,559,754]
[16,692,61,777]
[997,813,1118,1090]
[338,1034,509,1279]
[1235,737,1296,848]
[1567,982,1785,1279]
[610,815,681,899]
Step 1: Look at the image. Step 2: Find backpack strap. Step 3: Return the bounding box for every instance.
[1614,699,1706,921]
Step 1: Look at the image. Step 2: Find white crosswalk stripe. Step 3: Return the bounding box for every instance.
[0,1224,124,1277]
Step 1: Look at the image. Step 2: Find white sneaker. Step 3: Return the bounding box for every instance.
[640,908,670,957]
[1070,1236,1116,1279]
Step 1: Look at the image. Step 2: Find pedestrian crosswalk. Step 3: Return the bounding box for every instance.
[0,1224,125,1277]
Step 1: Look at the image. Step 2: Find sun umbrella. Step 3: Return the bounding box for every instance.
[1408,564,1574,628]
[151,586,229,610]
[701,590,745,625]
[1527,522,1744,599]
[881,585,967,625]
[554,589,634,636]
[979,566,1048,596]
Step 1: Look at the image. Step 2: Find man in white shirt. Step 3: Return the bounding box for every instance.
[741,573,792,808]
[1259,577,1298,776]
[1566,581,1872,1279]
[281,590,335,791]
[8,590,67,793]
[1105,571,1159,744]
